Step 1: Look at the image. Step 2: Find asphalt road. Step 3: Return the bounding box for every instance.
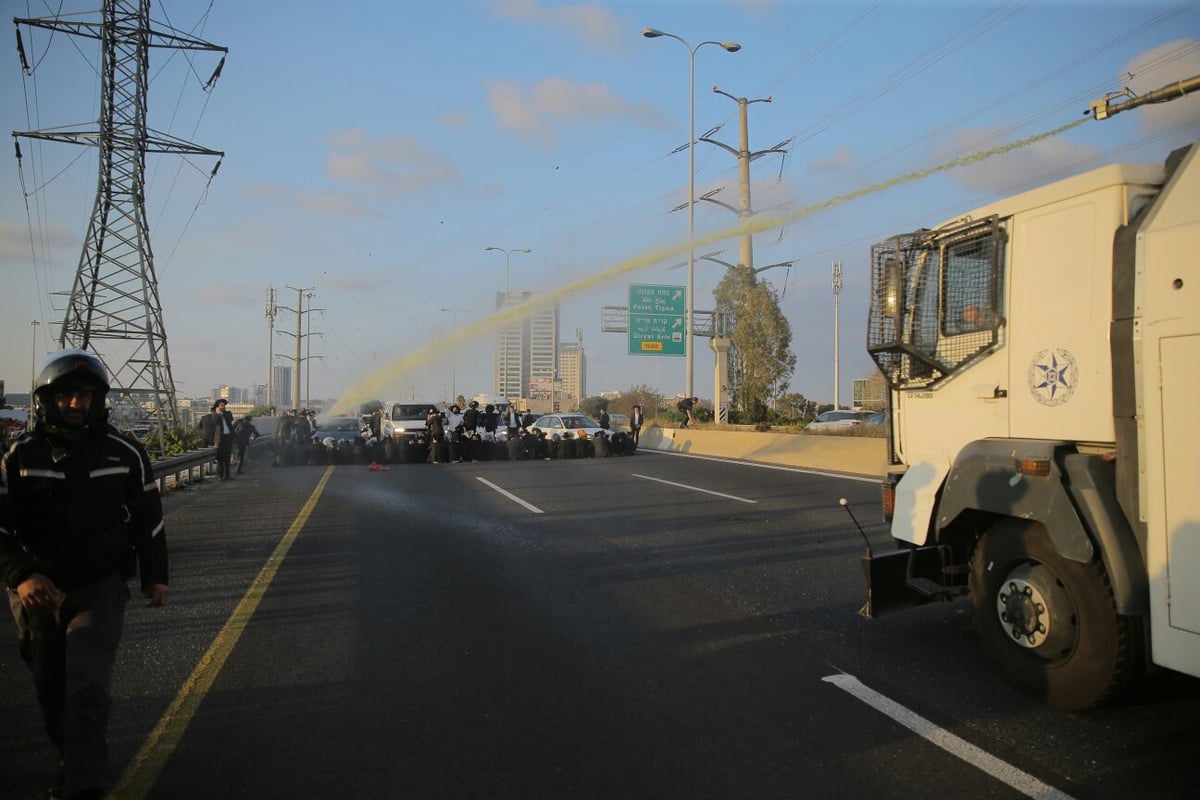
[2,449,1198,799]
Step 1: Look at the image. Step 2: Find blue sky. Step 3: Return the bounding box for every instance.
[2,0,1198,411]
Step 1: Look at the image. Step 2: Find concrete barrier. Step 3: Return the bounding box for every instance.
[639,425,888,477]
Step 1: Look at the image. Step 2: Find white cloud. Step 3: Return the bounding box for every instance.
[322,129,462,193]
[241,130,463,217]
[0,218,76,263]
[243,184,375,220]
[489,0,628,53]
[938,128,1101,194]
[488,77,673,147]
[439,110,470,129]
[807,145,855,174]
[1121,39,1200,134]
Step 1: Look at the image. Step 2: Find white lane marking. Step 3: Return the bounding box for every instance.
[632,473,757,504]
[651,448,878,483]
[476,477,544,514]
[823,674,1076,800]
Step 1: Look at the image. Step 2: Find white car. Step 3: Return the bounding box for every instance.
[806,410,872,432]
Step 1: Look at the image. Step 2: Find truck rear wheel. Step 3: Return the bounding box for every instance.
[968,519,1141,710]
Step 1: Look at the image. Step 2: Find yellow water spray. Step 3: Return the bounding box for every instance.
[328,118,1088,415]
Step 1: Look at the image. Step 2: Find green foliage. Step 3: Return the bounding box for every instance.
[250,404,274,417]
[577,396,606,418]
[143,424,206,458]
[714,269,796,421]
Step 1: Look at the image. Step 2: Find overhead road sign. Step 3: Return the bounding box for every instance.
[628,283,686,356]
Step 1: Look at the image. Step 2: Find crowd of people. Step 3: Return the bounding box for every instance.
[265,401,642,467]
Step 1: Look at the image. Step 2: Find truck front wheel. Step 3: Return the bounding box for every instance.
[969,519,1141,710]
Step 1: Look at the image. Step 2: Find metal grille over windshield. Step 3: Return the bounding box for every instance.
[868,216,1004,391]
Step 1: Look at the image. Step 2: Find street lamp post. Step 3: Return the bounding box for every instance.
[484,246,532,400]
[29,320,39,429]
[833,262,843,410]
[440,307,469,403]
[484,246,532,296]
[642,27,740,399]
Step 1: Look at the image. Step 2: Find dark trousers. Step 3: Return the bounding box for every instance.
[235,442,249,471]
[8,572,129,796]
[216,439,233,478]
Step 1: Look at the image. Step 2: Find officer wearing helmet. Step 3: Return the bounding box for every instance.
[0,349,168,799]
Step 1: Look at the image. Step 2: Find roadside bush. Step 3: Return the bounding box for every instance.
[143,425,206,457]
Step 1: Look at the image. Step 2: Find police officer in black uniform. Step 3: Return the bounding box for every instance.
[0,349,169,800]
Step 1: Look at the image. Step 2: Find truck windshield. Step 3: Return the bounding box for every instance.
[868,216,1005,391]
[390,404,431,420]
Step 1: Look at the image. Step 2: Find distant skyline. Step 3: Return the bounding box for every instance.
[2,1,1198,411]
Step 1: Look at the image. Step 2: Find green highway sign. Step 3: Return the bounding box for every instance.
[628,283,686,357]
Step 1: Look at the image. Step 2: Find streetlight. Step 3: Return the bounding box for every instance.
[833,262,843,410]
[29,320,39,430]
[642,27,740,399]
[440,307,469,403]
[484,245,532,400]
[484,246,532,296]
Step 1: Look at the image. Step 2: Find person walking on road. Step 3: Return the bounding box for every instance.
[233,415,260,474]
[0,349,169,800]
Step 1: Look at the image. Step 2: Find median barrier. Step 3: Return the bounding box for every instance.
[638,425,887,477]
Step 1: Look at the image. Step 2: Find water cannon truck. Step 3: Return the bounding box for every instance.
[859,77,1200,709]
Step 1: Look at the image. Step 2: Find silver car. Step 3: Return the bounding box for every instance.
[806,410,872,432]
[530,413,610,439]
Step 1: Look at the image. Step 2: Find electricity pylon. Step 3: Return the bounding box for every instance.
[13,0,226,452]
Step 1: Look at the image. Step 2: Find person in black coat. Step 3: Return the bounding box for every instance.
[629,404,644,447]
[199,398,237,480]
[0,349,168,799]
[233,415,260,474]
[426,407,446,463]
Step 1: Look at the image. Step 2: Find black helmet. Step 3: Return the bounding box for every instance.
[33,348,110,429]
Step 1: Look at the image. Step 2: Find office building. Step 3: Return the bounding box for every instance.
[272,365,292,409]
[557,339,586,410]
[494,290,558,403]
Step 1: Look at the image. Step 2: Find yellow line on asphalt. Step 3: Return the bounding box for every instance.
[111,465,335,799]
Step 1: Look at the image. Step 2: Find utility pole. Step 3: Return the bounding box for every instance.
[294,288,304,409]
[700,87,789,273]
[265,288,277,410]
[304,292,325,411]
[697,89,789,423]
[12,1,226,453]
[277,285,315,410]
[833,262,843,410]
[29,320,40,430]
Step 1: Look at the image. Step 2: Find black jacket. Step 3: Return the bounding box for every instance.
[199,410,236,447]
[0,423,168,592]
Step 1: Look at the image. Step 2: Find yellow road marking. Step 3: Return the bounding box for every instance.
[111,465,335,799]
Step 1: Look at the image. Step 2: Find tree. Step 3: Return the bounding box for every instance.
[778,392,818,423]
[578,396,607,418]
[617,384,664,417]
[714,268,796,423]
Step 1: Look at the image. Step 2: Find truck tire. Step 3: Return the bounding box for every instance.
[968,519,1142,710]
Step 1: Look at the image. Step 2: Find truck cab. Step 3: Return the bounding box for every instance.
[862,142,1200,708]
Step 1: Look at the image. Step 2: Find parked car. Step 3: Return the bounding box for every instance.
[865,410,888,426]
[314,415,368,444]
[606,413,631,433]
[806,410,872,432]
[529,413,611,439]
